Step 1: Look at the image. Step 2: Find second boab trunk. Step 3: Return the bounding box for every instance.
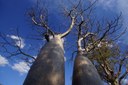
[72,53,103,85]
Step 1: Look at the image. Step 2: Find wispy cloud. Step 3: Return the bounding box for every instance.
[97,0,117,10]
[97,0,128,26]
[97,0,128,44]
[117,0,128,26]
[116,0,128,45]
[0,55,9,66]
[11,61,30,74]
[7,35,25,49]
[121,79,128,85]
[64,57,66,62]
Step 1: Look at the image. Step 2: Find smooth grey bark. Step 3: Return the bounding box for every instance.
[72,53,103,85]
[23,37,65,85]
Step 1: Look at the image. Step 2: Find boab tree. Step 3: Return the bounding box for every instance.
[23,1,126,85]
[76,14,127,85]
[64,1,104,84]
[80,14,128,85]
[72,15,127,85]
[68,0,127,84]
[72,33,103,85]
[0,0,127,85]
[23,4,76,85]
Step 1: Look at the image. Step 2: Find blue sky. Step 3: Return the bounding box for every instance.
[0,0,128,85]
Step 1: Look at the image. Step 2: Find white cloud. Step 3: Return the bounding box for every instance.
[97,0,128,26]
[116,0,128,44]
[117,0,128,26]
[0,55,9,66]
[64,57,66,62]
[97,0,128,44]
[7,35,25,49]
[29,56,37,63]
[33,56,37,58]
[121,79,128,85]
[97,0,117,10]
[12,61,30,74]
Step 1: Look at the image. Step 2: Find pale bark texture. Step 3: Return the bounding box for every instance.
[72,53,103,85]
[23,37,65,85]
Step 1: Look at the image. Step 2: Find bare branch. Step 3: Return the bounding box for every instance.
[28,6,55,37]
[77,32,94,51]
[31,16,55,36]
[61,17,75,38]
[0,32,36,61]
[18,47,36,60]
[119,69,128,83]
[116,56,126,77]
[100,64,111,77]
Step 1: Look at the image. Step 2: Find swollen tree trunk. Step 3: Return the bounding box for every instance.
[23,36,65,85]
[72,53,103,85]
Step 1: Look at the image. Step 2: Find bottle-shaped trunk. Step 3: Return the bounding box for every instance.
[23,38,65,85]
[72,54,103,85]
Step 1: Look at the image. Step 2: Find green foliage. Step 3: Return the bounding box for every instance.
[88,40,119,63]
[87,39,128,84]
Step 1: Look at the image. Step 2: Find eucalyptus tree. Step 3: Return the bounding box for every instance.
[87,38,128,85]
